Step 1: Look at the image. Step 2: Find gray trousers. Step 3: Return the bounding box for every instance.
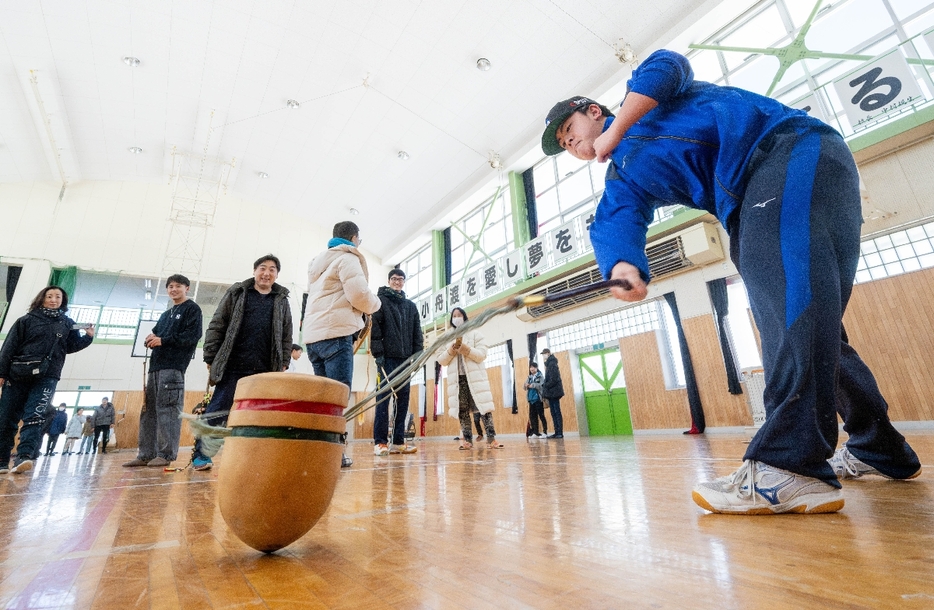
[138,368,185,461]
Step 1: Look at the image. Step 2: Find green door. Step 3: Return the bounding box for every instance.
[580,349,632,436]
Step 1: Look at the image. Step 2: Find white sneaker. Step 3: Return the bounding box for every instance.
[692,460,844,515]
[829,446,883,479]
[389,444,417,454]
[374,444,389,457]
[827,446,921,480]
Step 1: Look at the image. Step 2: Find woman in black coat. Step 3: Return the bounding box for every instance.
[0,286,94,474]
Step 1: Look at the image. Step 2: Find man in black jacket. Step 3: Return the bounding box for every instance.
[124,274,203,469]
[541,349,565,439]
[370,269,422,456]
[193,255,293,471]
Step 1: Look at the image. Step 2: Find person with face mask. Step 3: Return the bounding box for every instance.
[437,308,503,450]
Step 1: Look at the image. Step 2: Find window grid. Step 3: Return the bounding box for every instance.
[450,189,514,282]
[685,0,934,138]
[532,155,687,237]
[545,301,661,354]
[68,305,164,341]
[485,343,508,368]
[398,243,433,302]
[855,220,934,283]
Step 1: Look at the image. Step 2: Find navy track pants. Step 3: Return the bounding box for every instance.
[729,126,920,485]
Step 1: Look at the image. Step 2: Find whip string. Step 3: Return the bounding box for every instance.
[185,279,631,442]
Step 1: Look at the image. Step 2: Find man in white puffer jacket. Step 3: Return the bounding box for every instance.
[303,221,381,466]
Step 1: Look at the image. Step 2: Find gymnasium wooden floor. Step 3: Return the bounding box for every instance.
[0,431,932,609]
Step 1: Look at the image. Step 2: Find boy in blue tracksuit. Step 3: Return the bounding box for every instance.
[542,49,920,515]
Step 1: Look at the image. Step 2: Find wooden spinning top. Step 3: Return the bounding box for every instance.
[216,372,349,552]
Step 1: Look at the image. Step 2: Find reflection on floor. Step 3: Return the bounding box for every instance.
[0,432,932,609]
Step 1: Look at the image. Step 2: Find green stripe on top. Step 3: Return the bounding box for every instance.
[230,426,346,444]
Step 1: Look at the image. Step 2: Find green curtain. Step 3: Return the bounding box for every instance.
[50,266,78,301]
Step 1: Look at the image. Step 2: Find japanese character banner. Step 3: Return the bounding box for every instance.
[524,236,548,275]
[481,260,502,297]
[833,51,923,130]
[549,219,579,263]
[463,270,482,304]
[787,93,828,125]
[503,249,524,286]
[417,298,432,324]
[446,281,463,311]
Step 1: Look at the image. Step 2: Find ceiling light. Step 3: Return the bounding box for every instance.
[614,41,637,65]
[123,56,141,67]
[397,151,410,160]
[145,290,152,300]
[349,207,360,215]
[128,146,143,154]
[258,171,269,179]
[286,99,300,109]
[476,58,492,71]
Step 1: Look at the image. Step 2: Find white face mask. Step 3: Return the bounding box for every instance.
[451,316,464,327]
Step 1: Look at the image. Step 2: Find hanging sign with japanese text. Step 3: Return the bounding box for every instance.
[446,280,463,311]
[503,249,524,287]
[463,270,482,305]
[481,260,503,297]
[788,93,828,124]
[524,236,548,275]
[417,297,432,324]
[833,51,923,130]
[549,219,580,264]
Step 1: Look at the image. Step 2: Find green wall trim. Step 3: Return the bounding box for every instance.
[847,105,934,154]
[509,171,531,248]
[431,230,446,291]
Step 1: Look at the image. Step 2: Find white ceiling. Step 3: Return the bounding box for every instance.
[0,0,711,262]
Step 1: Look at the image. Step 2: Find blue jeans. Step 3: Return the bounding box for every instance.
[373,357,411,446]
[0,377,58,463]
[79,434,94,453]
[192,369,256,461]
[306,336,354,388]
[138,368,185,461]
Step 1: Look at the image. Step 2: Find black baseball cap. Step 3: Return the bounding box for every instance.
[541,96,613,156]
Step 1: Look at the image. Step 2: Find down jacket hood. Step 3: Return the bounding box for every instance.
[303,245,381,344]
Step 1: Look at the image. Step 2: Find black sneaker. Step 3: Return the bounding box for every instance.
[547,434,563,439]
[11,458,33,474]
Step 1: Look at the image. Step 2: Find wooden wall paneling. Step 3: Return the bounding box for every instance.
[111,391,142,451]
[680,315,752,427]
[618,333,690,430]
[485,365,524,436]
[422,378,464,439]
[552,352,578,433]
[110,391,202,451]
[351,391,376,442]
[844,268,934,422]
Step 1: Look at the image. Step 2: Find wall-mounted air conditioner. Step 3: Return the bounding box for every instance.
[516,222,725,321]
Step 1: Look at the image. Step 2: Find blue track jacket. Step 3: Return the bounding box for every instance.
[590,49,835,282]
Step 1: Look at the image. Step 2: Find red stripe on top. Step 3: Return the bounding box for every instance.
[234,398,345,416]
